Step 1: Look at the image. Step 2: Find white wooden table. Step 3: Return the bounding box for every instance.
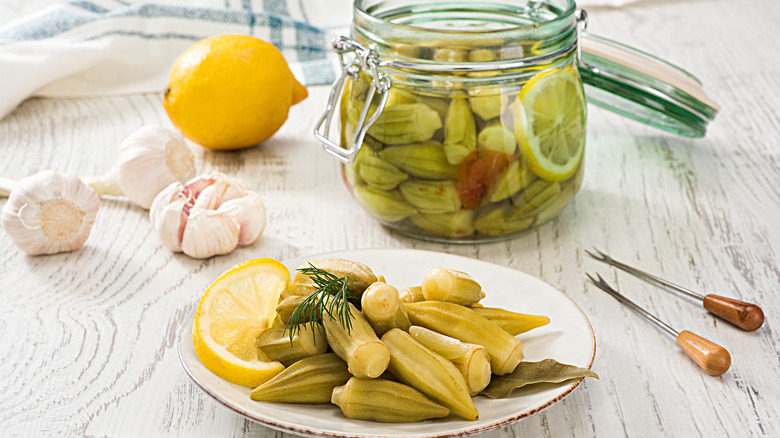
[1,0,779,437]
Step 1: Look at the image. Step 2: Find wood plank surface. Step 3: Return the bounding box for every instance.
[1,0,778,437]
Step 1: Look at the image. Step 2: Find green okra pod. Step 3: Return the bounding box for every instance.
[468,92,503,120]
[346,76,374,127]
[468,48,498,62]
[471,307,550,336]
[399,285,425,304]
[389,42,421,59]
[473,203,533,236]
[508,180,561,220]
[249,353,351,403]
[486,160,537,203]
[379,141,458,180]
[409,326,492,396]
[405,301,524,375]
[381,328,479,421]
[419,96,450,122]
[255,322,327,367]
[433,47,468,62]
[323,300,390,379]
[443,98,477,165]
[384,88,419,107]
[421,267,485,306]
[342,161,363,188]
[477,124,517,155]
[410,210,475,238]
[467,49,500,79]
[331,377,450,422]
[358,154,409,191]
[353,186,417,222]
[276,295,308,323]
[360,282,412,337]
[368,103,442,144]
[399,179,461,214]
[293,258,378,299]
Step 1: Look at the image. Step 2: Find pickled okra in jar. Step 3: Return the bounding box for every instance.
[339,0,587,242]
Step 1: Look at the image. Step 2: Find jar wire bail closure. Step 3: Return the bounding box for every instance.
[314,36,391,164]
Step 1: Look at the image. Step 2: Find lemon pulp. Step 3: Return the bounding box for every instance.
[515,68,586,182]
[192,258,291,387]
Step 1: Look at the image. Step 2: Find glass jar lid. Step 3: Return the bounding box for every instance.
[579,32,719,138]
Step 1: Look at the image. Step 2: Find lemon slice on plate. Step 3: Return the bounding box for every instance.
[192,258,291,387]
[514,67,587,182]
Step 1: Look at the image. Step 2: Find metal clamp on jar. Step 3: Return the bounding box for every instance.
[315,0,718,242]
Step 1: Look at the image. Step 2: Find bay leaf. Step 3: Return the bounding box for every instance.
[481,359,599,399]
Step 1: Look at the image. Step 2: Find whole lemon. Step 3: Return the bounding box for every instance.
[163,34,308,150]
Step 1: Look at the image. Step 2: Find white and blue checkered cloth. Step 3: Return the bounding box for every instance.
[0,0,354,119]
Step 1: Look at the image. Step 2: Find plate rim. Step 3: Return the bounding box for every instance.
[177,247,596,438]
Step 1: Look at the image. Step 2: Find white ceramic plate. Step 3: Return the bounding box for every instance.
[178,248,596,437]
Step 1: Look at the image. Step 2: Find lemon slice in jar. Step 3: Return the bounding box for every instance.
[513,67,587,182]
[192,258,291,387]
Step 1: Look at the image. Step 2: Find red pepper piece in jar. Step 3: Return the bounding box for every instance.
[456,149,516,209]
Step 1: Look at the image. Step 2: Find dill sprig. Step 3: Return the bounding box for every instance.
[285,264,360,343]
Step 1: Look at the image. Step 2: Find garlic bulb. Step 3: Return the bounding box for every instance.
[149,172,265,258]
[86,125,196,209]
[1,171,100,255]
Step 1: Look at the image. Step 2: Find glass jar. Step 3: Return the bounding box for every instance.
[315,0,718,242]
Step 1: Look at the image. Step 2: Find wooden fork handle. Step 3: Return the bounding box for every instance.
[676,330,731,376]
[703,294,764,331]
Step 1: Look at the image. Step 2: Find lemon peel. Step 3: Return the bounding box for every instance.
[192,257,292,387]
[164,34,308,150]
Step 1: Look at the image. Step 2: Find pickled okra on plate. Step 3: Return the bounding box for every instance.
[241,259,597,424]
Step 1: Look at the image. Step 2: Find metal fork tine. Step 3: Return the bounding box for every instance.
[583,249,600,261]
[590,274,626,303]
[586,272,610,292]
[586,272,679,338]
[594,248,611,261]
[585,248,704,301]
[585,248,612,263]
[598,274,615,292]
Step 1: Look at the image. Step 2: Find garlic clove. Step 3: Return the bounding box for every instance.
[155,201,187,253]
[182,175,216,203]
[219,191,266,246]
[180,208,240,258]
[193,184,221,211]
[150,182,187,252]
[211,174,247,204]
[116,125,196,209]
[149,181,182,224]
[1,171,99,255]
[192,173,247,210]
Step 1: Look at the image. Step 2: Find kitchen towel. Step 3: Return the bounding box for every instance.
[0,0,350,119]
